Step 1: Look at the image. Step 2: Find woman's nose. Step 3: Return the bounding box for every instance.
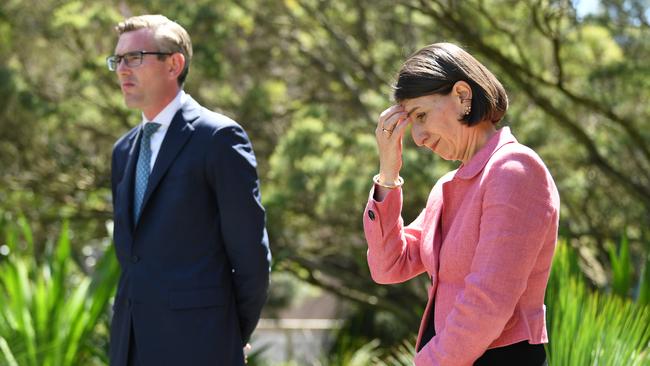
[411,127,427,146]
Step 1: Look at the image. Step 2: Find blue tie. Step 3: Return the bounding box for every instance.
[134,122,161,221]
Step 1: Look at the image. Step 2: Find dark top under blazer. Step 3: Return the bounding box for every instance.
[109,96,271,366]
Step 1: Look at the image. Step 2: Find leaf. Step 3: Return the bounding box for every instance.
[638,254,650,305]
[608,232,633,298]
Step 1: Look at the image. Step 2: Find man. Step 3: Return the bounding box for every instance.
[107,15,271,366]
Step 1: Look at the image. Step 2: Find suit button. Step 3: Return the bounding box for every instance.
[368,210,376,221]
[131,255,139,263]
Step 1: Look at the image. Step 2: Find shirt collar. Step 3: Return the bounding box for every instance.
[141,90,187,127]
[454,126,517,180]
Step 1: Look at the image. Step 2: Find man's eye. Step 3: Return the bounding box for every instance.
[125,54,140,62]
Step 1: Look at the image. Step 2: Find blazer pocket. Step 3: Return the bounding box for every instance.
[168,287,227,310]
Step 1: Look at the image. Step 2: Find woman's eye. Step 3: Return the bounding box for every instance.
[417,113,426,122]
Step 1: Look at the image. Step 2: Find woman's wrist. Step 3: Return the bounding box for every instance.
[373,174,404,189]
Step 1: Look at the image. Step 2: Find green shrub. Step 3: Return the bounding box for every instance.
[608,232,633,298]
[546,241,650,365]
[0,220,119,366]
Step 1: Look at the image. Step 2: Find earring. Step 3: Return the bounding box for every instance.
[460,98,471,117]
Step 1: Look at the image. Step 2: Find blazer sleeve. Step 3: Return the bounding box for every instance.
[111,138,128,205]
[207,123,272,345]
[111,139,129,211]
[111,146,119,205]
[415,151,559,365]
[363,185,427,284]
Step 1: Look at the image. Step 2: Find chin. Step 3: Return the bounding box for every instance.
[123,97,142,109]
[436,151,455,161]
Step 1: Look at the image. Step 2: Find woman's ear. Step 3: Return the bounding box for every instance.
[453,81,472,103]
[453,81,472,118]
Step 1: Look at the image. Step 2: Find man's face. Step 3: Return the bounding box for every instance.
[113,28,172,115]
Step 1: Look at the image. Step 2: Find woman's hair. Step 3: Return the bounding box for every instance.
[115,15,193,86]
[394,43,508,125]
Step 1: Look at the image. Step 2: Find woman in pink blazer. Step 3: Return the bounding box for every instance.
[364,43,559,365]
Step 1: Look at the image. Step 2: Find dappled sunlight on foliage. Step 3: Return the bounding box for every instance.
[0,0,649,363]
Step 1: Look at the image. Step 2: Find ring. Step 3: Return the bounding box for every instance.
[382,128,393,134]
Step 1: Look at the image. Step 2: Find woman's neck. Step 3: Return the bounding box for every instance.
[460,121,497,165]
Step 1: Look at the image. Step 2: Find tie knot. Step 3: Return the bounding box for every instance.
[143,122,161,138]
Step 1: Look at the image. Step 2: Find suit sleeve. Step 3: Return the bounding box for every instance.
[111,142,126,210]
[363,185,427,284]
[111,147,118,206]
[414,152,558,365]
[207,124,271,345]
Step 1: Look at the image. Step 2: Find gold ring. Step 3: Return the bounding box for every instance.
[382,128,393,134]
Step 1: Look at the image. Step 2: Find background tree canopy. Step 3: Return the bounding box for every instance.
[0,0,649,354]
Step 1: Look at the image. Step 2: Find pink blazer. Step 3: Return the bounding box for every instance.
[363,127,560,365]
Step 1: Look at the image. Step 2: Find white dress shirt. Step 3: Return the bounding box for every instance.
[140,90,188,172]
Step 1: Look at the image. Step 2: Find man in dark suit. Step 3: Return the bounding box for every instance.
[106,15,271,365]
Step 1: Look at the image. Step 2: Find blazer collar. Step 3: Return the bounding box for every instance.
[136,96,201,227]
[454,126,517,180]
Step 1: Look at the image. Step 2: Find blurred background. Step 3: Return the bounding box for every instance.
[0,0,649,365]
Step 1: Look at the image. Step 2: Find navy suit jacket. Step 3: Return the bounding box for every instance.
[109,96,271,366]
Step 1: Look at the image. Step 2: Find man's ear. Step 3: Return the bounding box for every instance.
[168,53,185,80]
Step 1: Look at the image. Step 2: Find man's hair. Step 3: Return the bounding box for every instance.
[115,15,193,86]
[394,43,508,125]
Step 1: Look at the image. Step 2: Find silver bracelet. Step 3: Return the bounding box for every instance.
[373,174,404,189]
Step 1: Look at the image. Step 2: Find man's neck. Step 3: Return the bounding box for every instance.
[143,88,181,121]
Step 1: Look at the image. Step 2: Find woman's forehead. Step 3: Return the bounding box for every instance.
[402,94,445,111]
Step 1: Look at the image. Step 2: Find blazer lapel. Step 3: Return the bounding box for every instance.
[422,193,444,274]
[415,191,444,352]
[117,130,141,233]
[137,97,200,224]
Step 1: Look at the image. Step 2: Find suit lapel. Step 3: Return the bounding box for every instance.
[422,192,443,274]
[117,130,141,233]
[137,97,200,224]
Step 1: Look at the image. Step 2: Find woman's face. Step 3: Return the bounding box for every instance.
[402,93,469,161]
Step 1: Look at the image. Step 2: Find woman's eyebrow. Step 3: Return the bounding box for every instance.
[407,106,419,118]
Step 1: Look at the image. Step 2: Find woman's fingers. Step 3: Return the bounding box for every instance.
[377,112,409,141]
[392,113,410,137]
[377,105,406,134]
[378,105,403,127]
[384,112,407,133]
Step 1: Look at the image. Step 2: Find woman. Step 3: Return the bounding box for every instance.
[363,43,559,365]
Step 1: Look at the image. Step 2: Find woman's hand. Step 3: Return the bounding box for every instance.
[374,105,410,200]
